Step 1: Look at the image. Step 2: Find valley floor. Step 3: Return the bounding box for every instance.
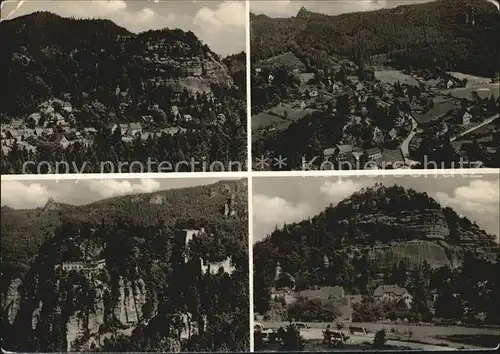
[257,321,500,350]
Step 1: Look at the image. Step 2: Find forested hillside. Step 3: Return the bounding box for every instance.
[254,183,497,293]
[251,0,500,77]
[1,179,247,264]
[0,12,247,173]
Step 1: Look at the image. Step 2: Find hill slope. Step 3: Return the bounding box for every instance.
[0,179,248,352]
[254,183,498,284]
[250,0,500,77]
[1,179,248,264]
[0,11,235,118]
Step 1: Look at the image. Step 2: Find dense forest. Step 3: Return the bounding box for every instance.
[0,12,247,173]
[253,183,499,324]
[1,180,248,351]
[251,0,500,77]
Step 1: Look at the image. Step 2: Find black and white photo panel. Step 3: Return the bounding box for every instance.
[250,0,500,171]
[1,0,247,174]
[1,176,249,352]
[252,173,500,351]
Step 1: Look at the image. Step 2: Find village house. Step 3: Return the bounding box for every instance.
[373,285,413,308]
[309,89,318,98]
[446,79,454,89]
[128,122,142,136]
[268,74,274,84]
[336,144,354,161]
[170,105,180,120]
[387,128,398,141]
[56,135,70,150]
[55,259,106,274]
[323,147,337,157]
[182,114,193,122]
[372,126,384,144]
[142,115,154,123]
[10,119,23,129]
[84,127,98,135]
[366,147,382,160]
[300,101,306,110]
[29,113,41,125]
[457,108,472,126]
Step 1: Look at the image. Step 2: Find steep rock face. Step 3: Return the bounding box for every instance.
[2,271,155,351]
[350,209,451,242]
[1,277,22,323]
[362,241,462,270]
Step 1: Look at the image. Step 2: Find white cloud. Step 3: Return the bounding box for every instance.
[435,179,500,240]
[320,178,367,202]
[1,180,51,209]
[194,1,245,29]
[86,179,161,198]
[435,180,499,215]
[253,194,313,241]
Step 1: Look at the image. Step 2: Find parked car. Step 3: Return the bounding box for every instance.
[293,322,309,331]
[349,325,368,336]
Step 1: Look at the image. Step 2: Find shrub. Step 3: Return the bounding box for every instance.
[373,329,387,349]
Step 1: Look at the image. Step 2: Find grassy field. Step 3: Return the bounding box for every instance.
[251,112,285,131]
[251,102,319,131]
[259,321,500,349]
[414,99,459,124]
[443,84,500,100]
[375,70,419,86]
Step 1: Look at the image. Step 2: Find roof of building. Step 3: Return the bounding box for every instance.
[337,144,353,154]
[11,119,23,129]
[366,147,382,155]
[129,122,142,130]
[373,285,408,297]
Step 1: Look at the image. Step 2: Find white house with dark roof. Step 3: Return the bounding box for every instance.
[128,122,142,135]
[373,285,413,307]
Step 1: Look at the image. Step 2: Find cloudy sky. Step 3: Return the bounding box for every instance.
[1,0,246,56]
[253,174,500,243]
[250,0,499,17]
[1,177,239,208]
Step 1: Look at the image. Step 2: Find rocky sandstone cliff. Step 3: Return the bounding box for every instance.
[2,271,155,351]
[335,208,495,270]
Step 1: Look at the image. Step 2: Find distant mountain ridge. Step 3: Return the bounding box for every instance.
[250,0,500,76]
